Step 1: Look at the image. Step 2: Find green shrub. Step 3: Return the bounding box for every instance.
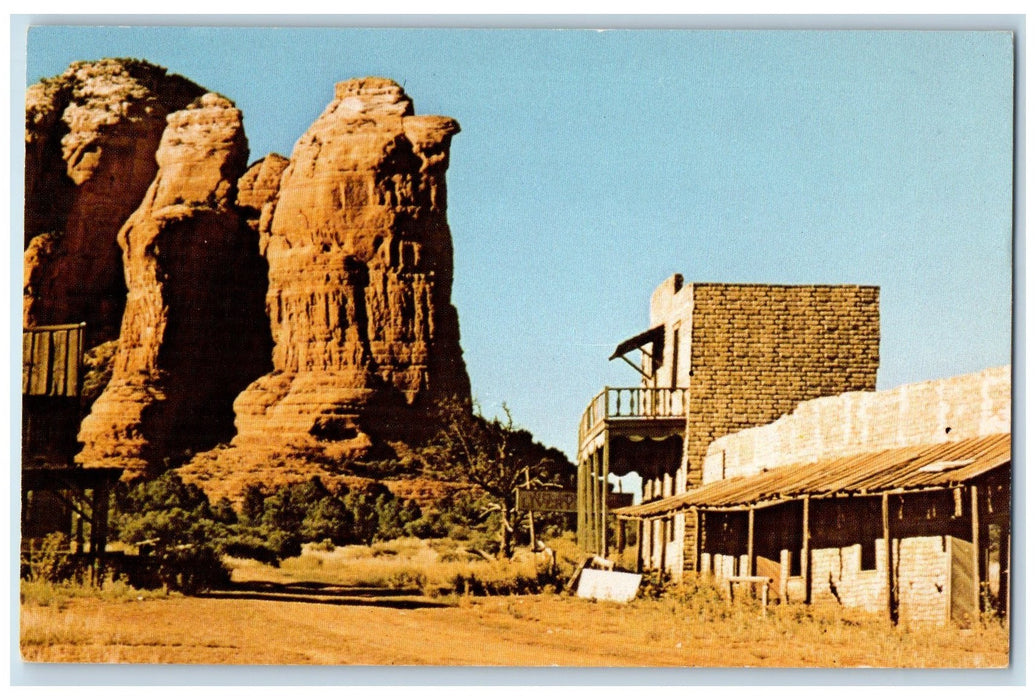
[114,474,230,593]
[301,496,353,545]
[22,532,73,583]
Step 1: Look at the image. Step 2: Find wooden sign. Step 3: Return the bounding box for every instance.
[516,489,634,513]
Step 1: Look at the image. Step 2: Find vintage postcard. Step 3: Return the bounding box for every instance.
[16,22,1015,671]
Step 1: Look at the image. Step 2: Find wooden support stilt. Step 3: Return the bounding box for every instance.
[89,481,111,584]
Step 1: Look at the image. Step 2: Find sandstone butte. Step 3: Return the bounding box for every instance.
[25,60,473,499]
[24,59,206,347]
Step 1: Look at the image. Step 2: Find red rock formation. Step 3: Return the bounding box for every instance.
[230,77,470,459]
[77,94,272,476]
[24,59,205,346]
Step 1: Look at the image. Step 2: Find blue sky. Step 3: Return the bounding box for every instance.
[20,26,1015,460]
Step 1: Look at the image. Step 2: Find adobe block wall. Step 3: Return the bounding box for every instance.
[895,536,952,625]
[683,283,880,490]
[647,274,696,389]
[703,365,1011,483]
[811,543,887,613]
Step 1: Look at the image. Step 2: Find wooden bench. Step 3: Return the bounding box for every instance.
[725,575,774,612]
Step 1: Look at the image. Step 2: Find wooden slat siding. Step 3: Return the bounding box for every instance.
[29,330,51,395]
[756,555,781,586]
[66,325,81,395]
[949,535,975,625]
[49,328,68,396]
[23,324,85,398]
[22,331,34,394]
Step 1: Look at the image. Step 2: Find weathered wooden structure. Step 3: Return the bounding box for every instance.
[21,323,122,579]
[618,433,1010,625]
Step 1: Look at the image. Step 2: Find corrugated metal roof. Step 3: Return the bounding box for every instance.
[617,433,1011,518]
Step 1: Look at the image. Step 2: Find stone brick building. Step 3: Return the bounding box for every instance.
[619,366,1011,626]
[575,274,880,561]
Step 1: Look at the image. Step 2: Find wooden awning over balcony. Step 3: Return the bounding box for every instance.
[609,324,664,361]
[609,324,664,379]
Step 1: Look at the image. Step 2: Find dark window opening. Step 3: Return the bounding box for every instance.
[861,540,877,571]
[671,324,680,389]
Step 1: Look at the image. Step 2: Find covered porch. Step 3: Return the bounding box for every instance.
[616,433,1011,625]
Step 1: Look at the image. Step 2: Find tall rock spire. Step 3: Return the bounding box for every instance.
[231,77,470,459]
[77,93,272,476]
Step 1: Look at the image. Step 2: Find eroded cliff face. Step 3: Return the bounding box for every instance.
[76,93,272,477]
[229,77,470,460]
[24,59,206,346]
[26,66,471,490]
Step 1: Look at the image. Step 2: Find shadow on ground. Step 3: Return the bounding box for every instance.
[199,580,452,609]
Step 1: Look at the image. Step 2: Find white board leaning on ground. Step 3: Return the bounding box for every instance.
[576,569,643,603]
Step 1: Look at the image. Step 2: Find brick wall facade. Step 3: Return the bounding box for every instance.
[631,277,880,574]
[677,282,880,569]
[682,283,881,488]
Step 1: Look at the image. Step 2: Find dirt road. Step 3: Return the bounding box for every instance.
[19,584,1009,667]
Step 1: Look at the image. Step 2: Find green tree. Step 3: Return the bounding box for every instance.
[301,496,353,545]
[115,473,230,592]
[240,484,267,526]
[422,399,573,558]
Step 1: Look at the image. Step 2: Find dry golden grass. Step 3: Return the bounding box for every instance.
[19,539,1010,667]
[230,537,550,595]
[21,588,1008,666]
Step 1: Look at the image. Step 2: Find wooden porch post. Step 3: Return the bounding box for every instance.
[747,506,755,577]
[882,492,897,624]
[998,522,1010,618]
[580,453,588,550]
[592,449,600,550]
[601,434,610,557]
[695,508,704,574]
[658,517,667,582]
[802,496,812,605]
[971,484,982,617]
[636,519,644,573]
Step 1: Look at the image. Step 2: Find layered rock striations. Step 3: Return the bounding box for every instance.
[24,59,206,346]
[229,77,470,459]
[76,93,272,477]
[26,65,471,489]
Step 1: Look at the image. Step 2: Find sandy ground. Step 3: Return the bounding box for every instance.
[19,586,1010,667]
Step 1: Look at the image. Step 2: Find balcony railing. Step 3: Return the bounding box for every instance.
[579,386,688,443]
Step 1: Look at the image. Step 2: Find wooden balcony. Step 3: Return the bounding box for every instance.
[578,386,688,447]
[576,386,688,556]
